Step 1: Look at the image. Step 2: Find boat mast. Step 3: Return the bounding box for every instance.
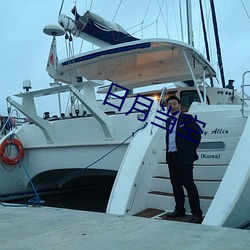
[199,0,214,86]
[210,0,226,88]
[186,0,194,46]
[199,0,210,62]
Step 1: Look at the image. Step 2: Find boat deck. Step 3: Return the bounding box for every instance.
[1,204,250,249]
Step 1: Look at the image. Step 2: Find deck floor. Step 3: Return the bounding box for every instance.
[1,204,250,249]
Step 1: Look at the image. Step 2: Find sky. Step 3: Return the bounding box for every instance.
[1,0,250,116]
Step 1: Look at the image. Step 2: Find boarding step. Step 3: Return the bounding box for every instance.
[148,191,214,200]
[134,208,165,218]
[146,191,213,214]
[150,175,221,198]
[134,208,199,223]
[156,162,228,180]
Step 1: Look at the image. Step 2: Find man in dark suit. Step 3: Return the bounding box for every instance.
[165,96,203,223]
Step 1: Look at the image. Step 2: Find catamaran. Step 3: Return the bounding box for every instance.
[0,1,250,229]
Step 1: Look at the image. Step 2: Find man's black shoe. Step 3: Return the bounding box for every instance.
[189,214,203,224]
[165,210,185,218]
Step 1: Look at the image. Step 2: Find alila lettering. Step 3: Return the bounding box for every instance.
[211,128,229,135]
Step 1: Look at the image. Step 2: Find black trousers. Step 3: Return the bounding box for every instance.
[167,152,202,216]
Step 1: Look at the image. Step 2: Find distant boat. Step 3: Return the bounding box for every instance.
[0,0,250,229]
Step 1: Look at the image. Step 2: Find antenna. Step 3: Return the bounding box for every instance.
[43,24,65,117]
[43,24,65,83]
[43,24,65,37]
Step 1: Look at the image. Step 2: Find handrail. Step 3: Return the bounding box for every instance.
[0,109,24,136]
[241,71,250,118]
[150,87,167,134]
[126,160,147,213]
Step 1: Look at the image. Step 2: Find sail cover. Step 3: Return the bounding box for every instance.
[72,10,139,45]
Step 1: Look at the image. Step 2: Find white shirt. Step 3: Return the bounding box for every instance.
[168,113,180,152]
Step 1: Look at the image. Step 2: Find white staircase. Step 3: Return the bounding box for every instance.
[106,118,228,218]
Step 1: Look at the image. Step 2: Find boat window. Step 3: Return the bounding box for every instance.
[198,141,225,150]
[180,90,210,111]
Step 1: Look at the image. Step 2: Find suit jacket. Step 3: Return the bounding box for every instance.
[166,112,201,165]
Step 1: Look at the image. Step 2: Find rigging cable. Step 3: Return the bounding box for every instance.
[155,0,164,38]
[89,0,94,11]
[138,0,152,38]
[199,0,213,86]
[112,0,123,22]
[156,0,170,38]
[59,0,65,15]
[210,0,226,88]
[126,0,165,39]
[173,0,181,41]
[240,0,250,21]
[179,0,184,42]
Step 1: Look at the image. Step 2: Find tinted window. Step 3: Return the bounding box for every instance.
[180,90,209,110]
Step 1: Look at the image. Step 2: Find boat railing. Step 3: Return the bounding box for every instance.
[0,109,25,137]
[241,71,250,118]
[126,160,148,213]
[150,87,167,134]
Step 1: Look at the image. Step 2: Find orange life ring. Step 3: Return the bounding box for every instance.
[0,138,25,165]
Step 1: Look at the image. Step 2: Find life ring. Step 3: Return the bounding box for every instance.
[0,138,25,165]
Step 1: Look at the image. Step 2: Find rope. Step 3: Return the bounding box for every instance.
[64,32,77,84]
[82,121,148,170]
[6,134,44,207]
[28,121,147,190]
[57,122,148,187]
[0,123,148,204]
[13,134,44,207]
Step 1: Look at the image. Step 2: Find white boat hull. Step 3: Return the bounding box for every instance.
[0,110,144,198]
